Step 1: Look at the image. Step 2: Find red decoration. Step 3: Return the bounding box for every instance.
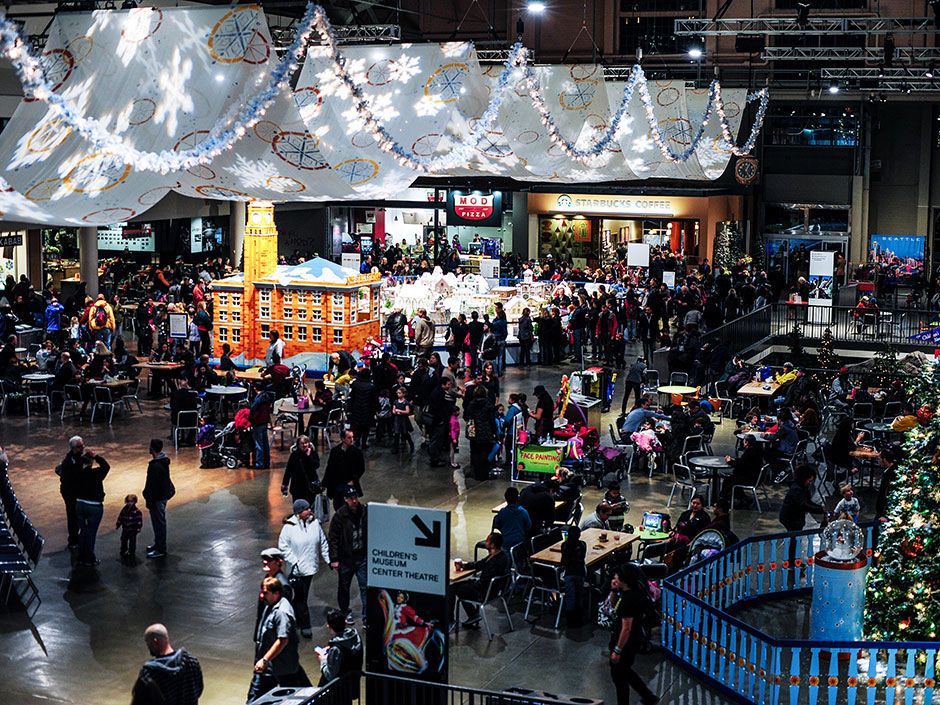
[917,405,935,425]
[901,537,925,557]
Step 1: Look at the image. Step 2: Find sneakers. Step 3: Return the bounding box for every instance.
[345,613,355,625]
[300,628,313,639]
[146,549,166,559]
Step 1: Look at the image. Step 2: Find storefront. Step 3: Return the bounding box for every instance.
[328,187,513,266]
[0,231,29,282]
[763,203,851,284]
[526,192,743,267]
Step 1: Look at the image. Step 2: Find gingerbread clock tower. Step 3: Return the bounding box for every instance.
[242,201,278,360]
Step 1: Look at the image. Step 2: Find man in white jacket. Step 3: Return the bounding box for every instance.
[278,499,330,639]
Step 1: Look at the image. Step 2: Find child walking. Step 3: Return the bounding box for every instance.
[449,406,461,469]
[116,494,143,560]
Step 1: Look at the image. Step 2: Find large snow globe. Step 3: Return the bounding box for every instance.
[822,519,865,562]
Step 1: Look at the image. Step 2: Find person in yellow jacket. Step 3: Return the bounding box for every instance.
[773,362,797,387]
[88,294,116,350]
[890,403,919,433]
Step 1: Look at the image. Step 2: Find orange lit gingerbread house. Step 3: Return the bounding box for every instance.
[212,202,381,367]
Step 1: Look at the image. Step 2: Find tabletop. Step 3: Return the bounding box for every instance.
[657,385,697,395]
[22,373,54,381]
[205,385,248,396]
[234,369,266,381]
[530,527,636,569]
[88,378,133,388]
[737,381,780,397]
[277,401,319,415]
[448,563,479,584]
[636,530,670,542]
[735,432,773,442]
[491,500,564,514]
[133,362,183,369]
[688,456,732,469]
[850,447,881,460]
[862,422,894,433]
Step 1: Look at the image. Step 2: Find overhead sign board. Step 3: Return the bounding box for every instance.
[366,503,450,683]
[447,190,502,227]
[0,235,23,247]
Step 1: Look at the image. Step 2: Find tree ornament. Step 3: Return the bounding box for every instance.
[917,405,935,425]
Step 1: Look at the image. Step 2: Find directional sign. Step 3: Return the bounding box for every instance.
[367,503,449,597]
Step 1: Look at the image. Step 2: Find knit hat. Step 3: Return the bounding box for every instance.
[292,499,311,514]
[260,547,284,560]
[342,486,360,499]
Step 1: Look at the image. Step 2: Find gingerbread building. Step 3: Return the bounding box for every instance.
[212,202,381,367]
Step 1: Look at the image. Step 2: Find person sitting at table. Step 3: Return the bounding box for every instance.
[722,434,763,504]
[703,498,739,545]
[603,482,629,530]
[560,525,587,627]
[890,402,918,433]
[52,351,81,391]
[620,396,669,435]
[450,532,510,629]
[147,341,174,398]
[552,468,583,522]
[829,367,851,403]
[643,494,710,567]
[773,362,797,389]
[797,401,820,438]
[493,487,531,550]
[520,478,558,534]
[302,380,334,437]
[218,343,239,383]
[36,338,59,372]
[86,342,114,379]
[0,334,18,372]
[580,502,613,531]
[764,408,799,471]
[172,339,195,369]
[689,401,715,439]
[849,382,876,407]
[825,415,860,482]
[261,353,291,398]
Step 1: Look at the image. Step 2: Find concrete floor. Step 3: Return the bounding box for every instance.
[0,352,859,705]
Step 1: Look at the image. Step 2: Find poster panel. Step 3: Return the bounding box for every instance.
[808,251,834,325]
[168,312,189,339]
[869,234,926,283]
[627,242,650,268]
[662,271,676,288]
[511,444,564,483]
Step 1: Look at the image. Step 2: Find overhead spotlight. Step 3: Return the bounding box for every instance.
[688,45,703,60]
[884,35,895,68]
[526,1,547,13]
[796,2,811,28]
[828,83,840,94]
[927,63,935,79]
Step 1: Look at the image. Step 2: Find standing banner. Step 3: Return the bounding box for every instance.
[168,313,189,339]
[341,253,361,272]
[511,443,564,483]
[366,503,449,683]
[627,242,650,268]
[662,271,676,289]
[808,251,835,325]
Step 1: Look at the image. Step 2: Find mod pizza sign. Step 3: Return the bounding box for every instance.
[447,190,502,227]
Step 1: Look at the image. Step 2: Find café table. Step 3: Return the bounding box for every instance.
[234,369,266,383]
[656,385,697,407]
[736,380,781,411]
[22,372,54,383]
[849,447,882,487]
[529,527,637,570]
[491,499,565,514]
[687,455,733,501]
[133,361,183,396]
[275,400,323,438]
[448,562,480,585]
[861,421,897,441]
[204,385,248,420]
[634,529,671,559]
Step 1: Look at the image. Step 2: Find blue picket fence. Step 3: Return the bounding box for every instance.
[661,526,939,705]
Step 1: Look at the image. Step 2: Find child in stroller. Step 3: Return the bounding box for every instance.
[197,414,246,469]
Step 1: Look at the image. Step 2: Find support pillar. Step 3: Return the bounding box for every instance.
[79,226,98,298]
[230,200,246,267]
[512,191,530,258]
[26,228,42,287]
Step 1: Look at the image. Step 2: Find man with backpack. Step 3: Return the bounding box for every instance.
[88,294,115,350]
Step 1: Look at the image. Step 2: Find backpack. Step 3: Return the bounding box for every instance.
[94,306,108,327]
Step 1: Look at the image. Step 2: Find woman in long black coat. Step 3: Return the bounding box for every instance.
[279,435,321,504]
[348,368,378,450]
[467,385,497,481]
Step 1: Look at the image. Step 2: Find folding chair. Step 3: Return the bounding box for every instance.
[456,573,514,640]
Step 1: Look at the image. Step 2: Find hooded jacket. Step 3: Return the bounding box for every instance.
[278,514,330,577]
[143,453,175,506]
[319,627,363,685]
[88,300,115,331]
[131,648,204,705]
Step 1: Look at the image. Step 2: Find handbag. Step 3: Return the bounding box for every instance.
[597,591,619,628]
[466,419,476,439]
[314,493,331,523]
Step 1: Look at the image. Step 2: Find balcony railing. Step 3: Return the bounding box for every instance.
[769,304,940,347]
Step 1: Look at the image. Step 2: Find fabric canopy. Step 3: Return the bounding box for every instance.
[0,6,751,227]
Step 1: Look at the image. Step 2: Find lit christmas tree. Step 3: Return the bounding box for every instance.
[816,327,840,370]
[869,344,899,388]
[865,361,940,640]
[713,222,743,271]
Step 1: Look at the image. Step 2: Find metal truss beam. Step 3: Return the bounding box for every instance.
[332,24,401,43]
[674,16,934,35]
[821,67,939,79]
[762,47,940,62]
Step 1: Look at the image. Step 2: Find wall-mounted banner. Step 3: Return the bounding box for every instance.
[446,190,503,227]
[627,242,650,268]
[869,234,925,283]
[366,503,450,684]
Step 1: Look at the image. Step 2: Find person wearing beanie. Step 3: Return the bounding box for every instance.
[277,498,330,638]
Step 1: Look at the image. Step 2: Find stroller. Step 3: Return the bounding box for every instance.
[197,421,245,469]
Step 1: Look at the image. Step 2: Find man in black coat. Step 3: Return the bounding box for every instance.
[347,368,377,450]
[142,439,175,559]
[426,377,456,467]
[322,430,365,510]
[520,479,558,534]
[58,435,87,549]
[131,624,203,705]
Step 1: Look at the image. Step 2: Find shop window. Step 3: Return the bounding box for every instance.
[260,323,270,337]
[232,309,241,323]
[283,324,292,340]
[312,327,322,343]
[231,328,241,344]
[298,308,308,321]
[312,309,322,321]
[311,292,321,305]
[218,310,228,322]
[297,327,307,342]
[231,294,241,307]
[284,307,293,320]
[218,327,228,342]
[260,290,271,304]
[332,310,344,324]
[218,293,228,306]
[260,306,270,319]
[333,329,344,345]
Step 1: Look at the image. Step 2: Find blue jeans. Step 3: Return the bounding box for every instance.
[149,500,167,552]
[390,337,405,355]
[252,425,270,468]
[626,319,637,341]
[338,559,368,621]
[563,574,583,616]
[76,500,103,564]
[93,328,111,349]
[488,440,502,463]
[494,340,506,375]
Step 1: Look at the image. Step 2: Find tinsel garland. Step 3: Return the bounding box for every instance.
[0,1,769,174]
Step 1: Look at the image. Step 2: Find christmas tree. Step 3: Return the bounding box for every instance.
[713,222,743,271]
[865,361,940,641]
[787,322,804,360]
[816,327,840,370]
[869,344,899,388]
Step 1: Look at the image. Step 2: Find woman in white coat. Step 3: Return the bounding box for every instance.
[278,498,330,638]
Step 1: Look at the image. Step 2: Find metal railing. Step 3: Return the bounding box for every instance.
[769,304,940,346]
[305,671,596,705]
[661,525,940,705]
[701,305,772,354]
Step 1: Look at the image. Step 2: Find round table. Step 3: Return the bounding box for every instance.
[862,421,895,436]
[657,385,698,408]
[22,373,54,382]
[735,432,773,443]
[688,455,733,500]
[636,529,670,542]
[204,385,248,420]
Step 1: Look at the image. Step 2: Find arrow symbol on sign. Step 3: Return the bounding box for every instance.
[411,515,442,548]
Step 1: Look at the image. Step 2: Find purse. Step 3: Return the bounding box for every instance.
[466,419,476,439]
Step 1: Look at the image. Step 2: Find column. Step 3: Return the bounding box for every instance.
[79,226,98,298]
[229,200,246,267]
[26,228,42,286]
[511,191,530,258]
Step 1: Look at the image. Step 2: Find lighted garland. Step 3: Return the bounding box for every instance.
[0,1,769,175]
[0,2,324,173]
